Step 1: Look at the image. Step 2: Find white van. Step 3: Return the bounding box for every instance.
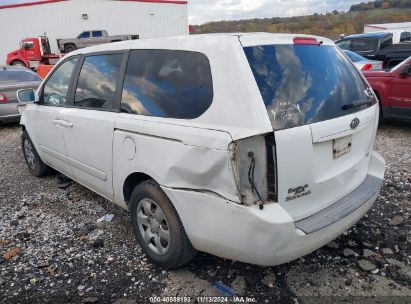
[18,33,385,269]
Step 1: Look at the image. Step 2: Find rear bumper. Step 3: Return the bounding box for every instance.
[295,174,383,234]
[162,151,385,266]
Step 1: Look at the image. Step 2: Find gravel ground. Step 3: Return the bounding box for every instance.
[0,122,410,304]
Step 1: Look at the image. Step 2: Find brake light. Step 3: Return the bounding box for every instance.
[361,64,373,71]
[293,37,320,45]
[0,94,7,103]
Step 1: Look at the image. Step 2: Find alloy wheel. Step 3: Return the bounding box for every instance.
[136,198,171,256]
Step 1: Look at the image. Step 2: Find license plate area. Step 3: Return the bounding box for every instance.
[333,135,352,159]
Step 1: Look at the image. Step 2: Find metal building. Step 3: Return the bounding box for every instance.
[364,22,411,43]
[0,0,189,64]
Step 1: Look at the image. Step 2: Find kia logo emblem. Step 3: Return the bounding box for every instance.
[350,118,360,129]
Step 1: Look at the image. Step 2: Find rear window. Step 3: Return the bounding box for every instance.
[244,45,372,130]
[349,39,378,52]
[344,50,365,62]
[121,50,213,119]
[92,31,103,37]
[0,70,40,83]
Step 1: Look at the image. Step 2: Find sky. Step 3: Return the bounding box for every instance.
[0,0,364,25]
[188,0,363,24]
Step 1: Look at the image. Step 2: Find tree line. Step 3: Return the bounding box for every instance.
[193,7,411,40]
[350,0,411,11]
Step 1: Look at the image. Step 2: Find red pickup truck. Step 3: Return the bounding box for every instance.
[363,57,411,122]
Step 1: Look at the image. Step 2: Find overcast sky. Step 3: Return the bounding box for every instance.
[1,0,363,25]
[189,0,363,24]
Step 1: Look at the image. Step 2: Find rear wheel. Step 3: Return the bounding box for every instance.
[11,60,26,67]
[22,131,50,177]
[64,44,76,53]
[130,180,196,269]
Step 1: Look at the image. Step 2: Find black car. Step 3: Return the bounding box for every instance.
[336,32,411,68]
[0,66,41,124]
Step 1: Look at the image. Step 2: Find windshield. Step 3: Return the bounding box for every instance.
[0,70,41,83]
[244,45,373,130]
[391,56,411,72]
[344,50,366,62]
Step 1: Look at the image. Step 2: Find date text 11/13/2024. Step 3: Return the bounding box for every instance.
[149,296,257,303]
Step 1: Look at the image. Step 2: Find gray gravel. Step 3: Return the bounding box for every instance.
[0,122,410,303]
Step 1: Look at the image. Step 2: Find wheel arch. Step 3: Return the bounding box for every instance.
[11,59,28,67]
[123,172,155,205]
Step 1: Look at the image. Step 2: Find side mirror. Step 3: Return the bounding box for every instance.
[399,64,410,78]
[17,89,37,103]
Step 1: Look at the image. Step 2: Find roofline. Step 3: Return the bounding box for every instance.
[0,0,67,9]
[0,0,187,10]
[344,32,391,39]
[365,24,387,30]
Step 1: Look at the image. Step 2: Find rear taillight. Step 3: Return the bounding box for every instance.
[229,135,276,206]
[265,134,277,202]
[361,63,373,71]
[0,94,7,103]
[293,37,320,45]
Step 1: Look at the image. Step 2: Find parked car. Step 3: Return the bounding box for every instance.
[0,66,41,124]
[57,30,139,53]
[363,56,411,122]
[343,50,383,71]
[18,33,385,269]
[336,32,411,68]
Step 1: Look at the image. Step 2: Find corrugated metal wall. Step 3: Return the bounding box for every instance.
[0,0,188,64]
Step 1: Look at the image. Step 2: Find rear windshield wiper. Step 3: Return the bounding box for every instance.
[342,100,371,110]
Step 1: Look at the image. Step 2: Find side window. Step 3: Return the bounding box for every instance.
[121,50,213,119]
[42,57,78,106]
[74,54,123,110]
[92,31,103,38]
[403,32,411,42]
[23,41,34,50]
[336,40,350,50]
[78,32,90,39]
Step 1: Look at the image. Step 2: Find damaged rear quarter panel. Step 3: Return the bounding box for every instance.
[113,115,240,207]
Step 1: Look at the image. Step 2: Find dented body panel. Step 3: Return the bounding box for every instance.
[162,151,384,266]
[113,114,239,208]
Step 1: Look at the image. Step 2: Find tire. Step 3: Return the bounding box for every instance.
[374,91,384,126]
[130,180,196,269]
[64,44,76,53]
[22,131,50,177]
[11,60,26,67]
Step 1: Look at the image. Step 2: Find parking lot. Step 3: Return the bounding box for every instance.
[0,122,410,304]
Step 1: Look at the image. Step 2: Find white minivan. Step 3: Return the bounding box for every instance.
[18,33,385,269]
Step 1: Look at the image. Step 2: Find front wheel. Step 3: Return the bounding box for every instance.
[22,131,50,177]
[130,180,196,269]
[11,60,26,67]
